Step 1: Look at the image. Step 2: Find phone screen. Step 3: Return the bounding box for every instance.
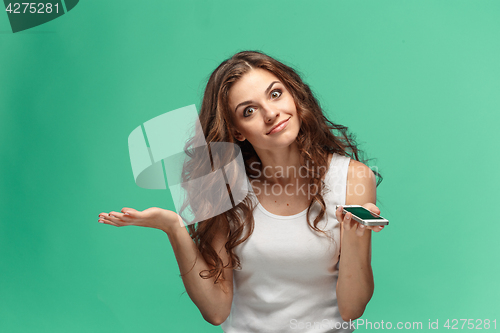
[343,206,384,220]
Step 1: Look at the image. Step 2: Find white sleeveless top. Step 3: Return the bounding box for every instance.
[221,153,354,333]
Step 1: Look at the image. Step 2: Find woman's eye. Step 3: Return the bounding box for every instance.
[271,90,282,99]
[243,107,256,117]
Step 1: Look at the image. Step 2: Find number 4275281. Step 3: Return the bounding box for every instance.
[444,319,496,330]
[5,3,60,14]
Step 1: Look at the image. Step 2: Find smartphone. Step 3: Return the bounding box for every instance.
[336,205,389,226]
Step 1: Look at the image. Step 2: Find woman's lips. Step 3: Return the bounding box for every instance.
[267,117,291,135]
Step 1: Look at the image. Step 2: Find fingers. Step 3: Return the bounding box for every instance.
[98,213,117,226]
[98,211,133,227]
[337,206,359,233]
[355,222,366,236]
[346,212,366,237]
[336,206,350,230]
[121,207,138,217]
[337,205,368,236]
[370,225,385,233]
[362,204,384,232]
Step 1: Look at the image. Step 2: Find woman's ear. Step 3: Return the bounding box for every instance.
[233,130,246,142]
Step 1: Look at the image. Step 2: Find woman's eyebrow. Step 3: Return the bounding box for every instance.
[234,81,281,113]
[265,81,280,95]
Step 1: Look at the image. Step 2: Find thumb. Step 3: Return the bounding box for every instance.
[121,207,138,216]
[363,203,381,215]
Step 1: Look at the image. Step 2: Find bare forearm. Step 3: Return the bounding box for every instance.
[165,226,231,325]
[337,230,374,321]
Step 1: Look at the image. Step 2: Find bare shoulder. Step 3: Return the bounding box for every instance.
[346,159,377,205]
[347,159,374,180]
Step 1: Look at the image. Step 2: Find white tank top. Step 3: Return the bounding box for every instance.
[221,153,354,333]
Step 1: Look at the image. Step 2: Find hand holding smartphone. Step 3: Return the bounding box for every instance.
[336,205,389,226]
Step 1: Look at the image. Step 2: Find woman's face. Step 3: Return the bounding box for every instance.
[227,68,301,151]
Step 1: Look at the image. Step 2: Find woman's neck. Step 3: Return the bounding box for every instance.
[252,142,306,186]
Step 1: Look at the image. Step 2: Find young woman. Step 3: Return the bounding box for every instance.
[99,51,384,332]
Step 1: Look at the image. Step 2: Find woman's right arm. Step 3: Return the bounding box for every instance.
[166,216,233,325]
[99,207,233,326]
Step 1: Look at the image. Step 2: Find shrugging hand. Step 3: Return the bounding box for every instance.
[336,203,385,237]
[98,207,184,234]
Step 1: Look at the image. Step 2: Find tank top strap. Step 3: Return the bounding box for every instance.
[324,153,351,207]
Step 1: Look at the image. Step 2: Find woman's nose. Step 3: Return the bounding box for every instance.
[263,105,280,123]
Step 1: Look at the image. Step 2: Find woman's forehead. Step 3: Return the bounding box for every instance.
[228,69,281,102]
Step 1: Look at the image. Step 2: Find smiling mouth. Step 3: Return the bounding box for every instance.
[267,117,291,135]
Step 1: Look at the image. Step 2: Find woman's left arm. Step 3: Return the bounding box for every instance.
[336,160,383,322]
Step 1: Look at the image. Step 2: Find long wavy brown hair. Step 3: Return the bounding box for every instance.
[182,51,382,284]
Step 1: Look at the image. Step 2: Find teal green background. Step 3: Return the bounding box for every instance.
[1,1,499,332]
